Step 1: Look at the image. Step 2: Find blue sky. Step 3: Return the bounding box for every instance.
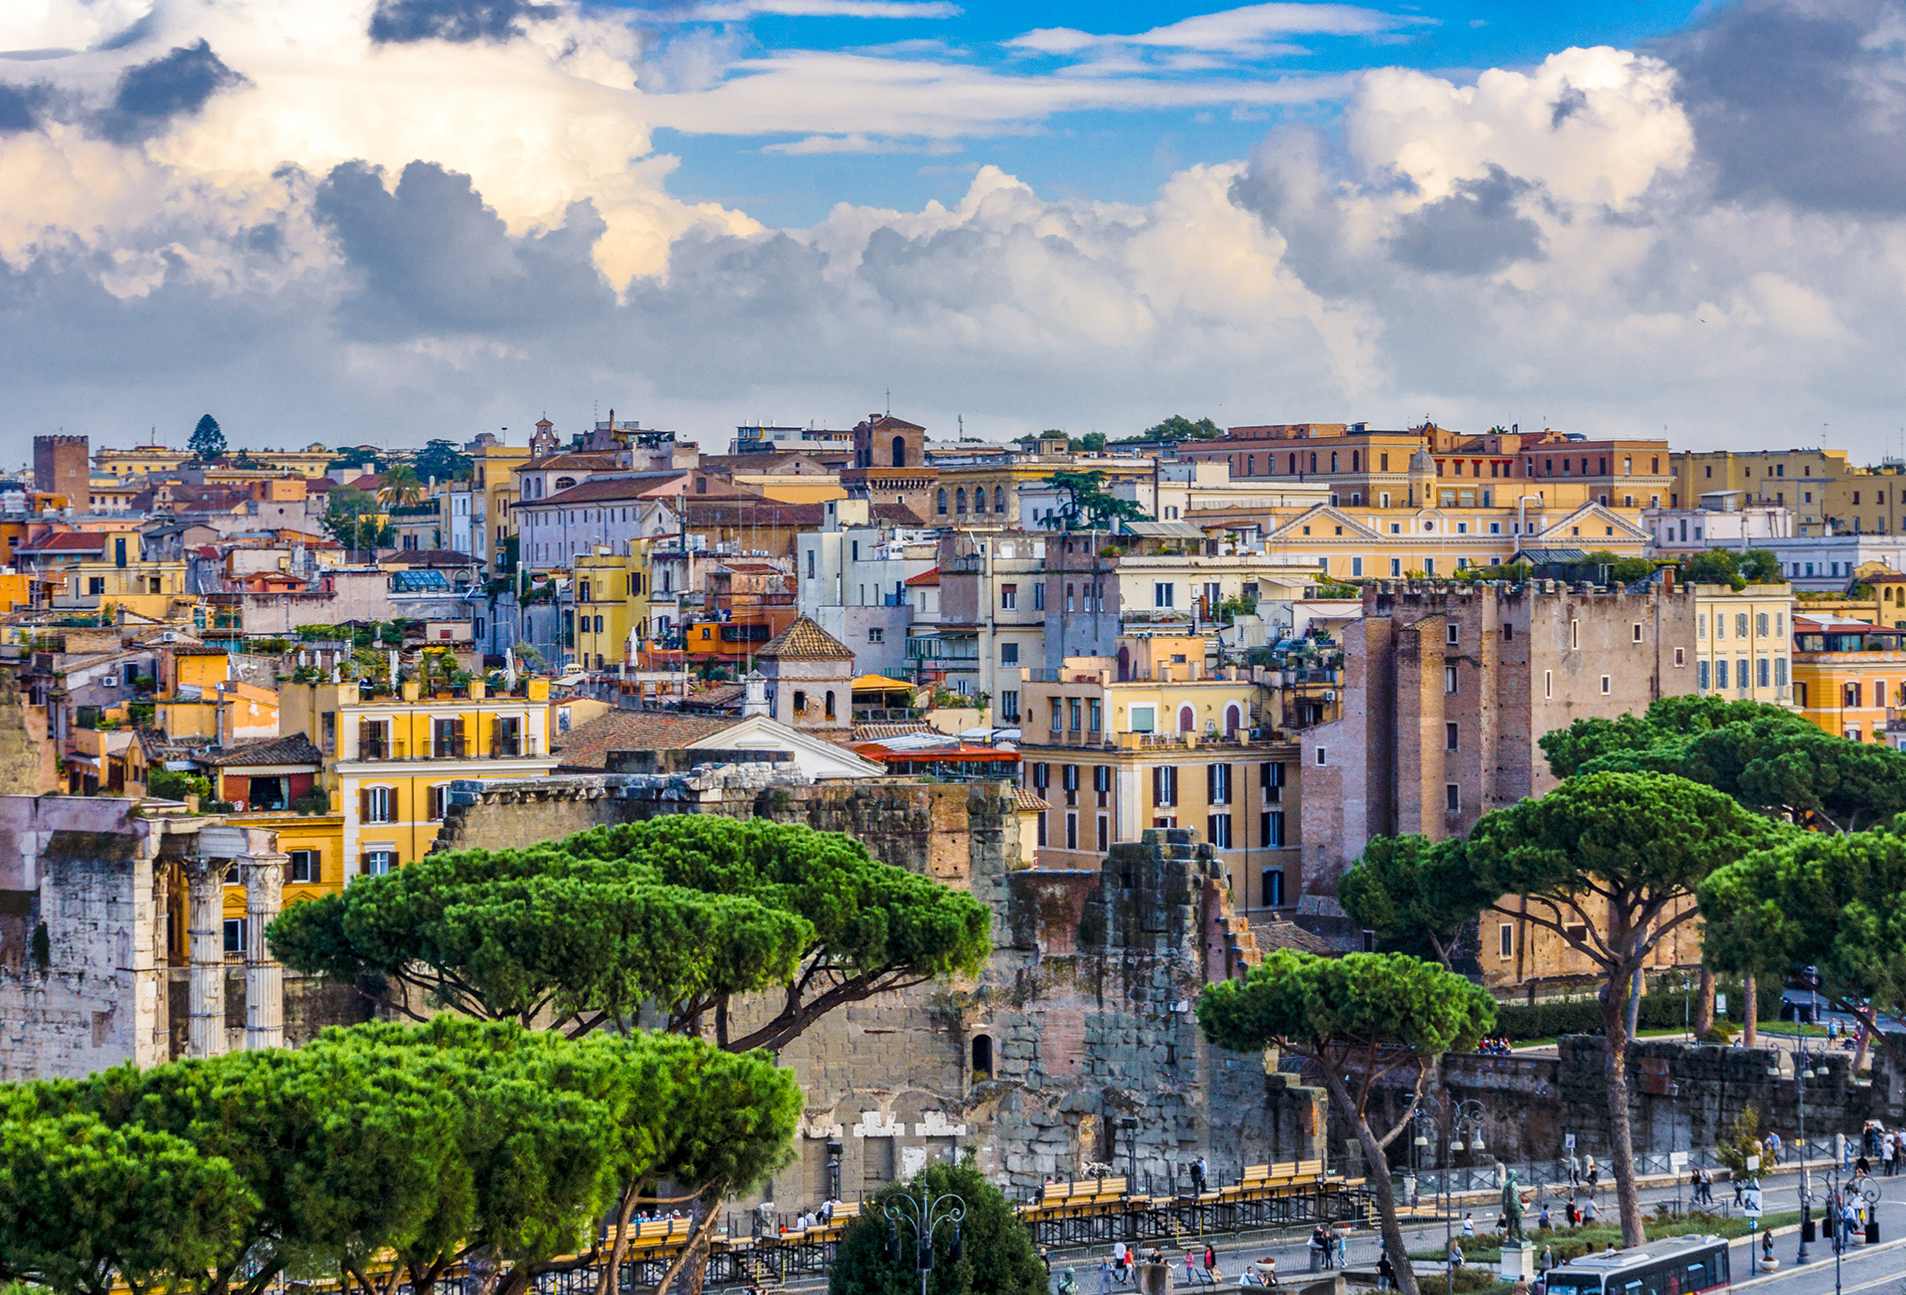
[7,0,1906,457]
[634,0,1716,225]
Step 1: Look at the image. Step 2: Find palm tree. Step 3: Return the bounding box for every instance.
[377,465,424,510]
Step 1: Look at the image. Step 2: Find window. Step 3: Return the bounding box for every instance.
[289,850,319,884]
[1499,924,1514,959]
[362,850,396,877]
[1067,697,1081,732]
[1736,613,1749,638]
[1674,647,1686,667]
[321,711,336,755]
[867,627,884,643]
[1717,659,1729,689]
[1446,621,1459,645]
[795,689,809,714]
[359,718,391,760]
[1208,763,1232,804]
[1033,583,1046,610]
[1262,810,1285,849]
[1697,613,1707,640]
[1445,664,1458,694]
[1096,815,1108,852]
[361,785,393,824]
[1633,623,1644,643]
[1390,558,1402,577]
[1756,612,1769,638]
[433,716,465,758]
[1503,624,1513,641]
[1446,721,1459,752]
[1698,659,1711,689]
[1759,658,1770,688]
[1776,658,1788,687]
[1570,620,1580,650]
[1130,705,1155,733]
[1315,746,1327,766]
[1000,583,1018,610]
[1207,814,1233,848]
[1032,762,1049,790]
[1352,557,1363,577]
[1153,582,1175,608]
[1000,641,1018,664]
[427,784,450,822]
[1544,670,1553,699]
[87,576,105,595]
[1087,698,1102,733]
[224,917,247,956]
[1445,783,1460,813]
[1600,675,1611,695]
[999,690,1019,721]
[1153,765,1179,807]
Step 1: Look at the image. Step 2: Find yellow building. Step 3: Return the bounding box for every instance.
[475,443,532,572]
[1691,582,1796,703]
[575,543,656,671]
[220,811,348,934]
[1791,613,1906,746]
[281,676,557,878]
[1017,636,1302,912]
[1673,449,1850,534]
[92,444,191,478]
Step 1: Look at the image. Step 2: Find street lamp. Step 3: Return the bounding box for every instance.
[884,1185,965,1295]
[1409,1096,1451,1295]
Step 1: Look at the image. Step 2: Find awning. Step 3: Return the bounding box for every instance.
[851,674,914,691]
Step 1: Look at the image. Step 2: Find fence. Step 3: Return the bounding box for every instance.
[1399,1135,1853,1199]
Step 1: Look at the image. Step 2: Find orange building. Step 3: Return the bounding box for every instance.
[1791,613,1906,748]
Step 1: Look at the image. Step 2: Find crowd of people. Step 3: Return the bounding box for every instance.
[1474,1037,1517,1055]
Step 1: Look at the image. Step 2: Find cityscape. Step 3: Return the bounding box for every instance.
[6,3,1906,1295]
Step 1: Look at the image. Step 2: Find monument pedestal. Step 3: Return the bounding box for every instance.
[1499,1241,1536,1283]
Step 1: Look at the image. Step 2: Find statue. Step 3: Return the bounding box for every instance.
[1502,1168,1526,1243]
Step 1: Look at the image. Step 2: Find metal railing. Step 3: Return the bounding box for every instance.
[1399,1136,1849,1199]
[356,740,539,761]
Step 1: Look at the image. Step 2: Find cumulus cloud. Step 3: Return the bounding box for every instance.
[1008,2,1431,59]
[7,0,1906,464]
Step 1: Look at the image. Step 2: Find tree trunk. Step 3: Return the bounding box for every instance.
[1601,981,1646,1247]
[595,1184,643,1295]
[1693,968,1715,1038]
[1743,975,1758,1048]
[1316,1067,1420,1295]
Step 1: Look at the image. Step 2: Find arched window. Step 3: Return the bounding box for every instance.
[971,1034,994,1079]
[825,690,836,720]
[956,488,967,513]
[793,689,807,714]
[1352,450,1361,472]
[1796,681,1808,708]
[1178,705,1195,733]
[1225,704,1242,737]
[1309,452,1318,473]
[1289,453,1297,474]
[554,476,576,490]
[892,436,907,467]
[994,486,1005,512]
[974,488,987,514]
[937,489,948,515]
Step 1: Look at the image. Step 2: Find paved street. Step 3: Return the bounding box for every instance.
[1036,1162,1906,1295]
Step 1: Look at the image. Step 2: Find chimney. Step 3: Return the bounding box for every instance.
[742,669,769,717]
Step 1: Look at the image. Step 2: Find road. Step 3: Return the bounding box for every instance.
[1041,1163,1906,1295]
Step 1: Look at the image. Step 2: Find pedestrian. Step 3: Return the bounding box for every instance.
[1463,1213,1476,1237]
[1255,1256,1281,1289]
[1539,1246,1556,1274]
[1098,1258,1113,1295]
[1887,1134,1898,1177]
[1309,1227,1325,1272]
[1761,1231,1775,1266]
[1113,1242,1129,1284]
[1192,1156,1208,1196]
[1449,1239,1465,1269]
[1336,1233,1347,1270]
[1185,1252,1201,1286]
[1585,1156,1599,1193]
[1539,1204,1551,1231]
[1584,1197,1600,1223]
[1376,1253,1395,1292]
[1512,1280,1530,1295]
[1767,1131,1782,1165]
[1059,1270,1079,1295]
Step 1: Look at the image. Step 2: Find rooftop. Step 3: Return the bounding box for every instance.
[551,710,740,770]
[757,616,855,662]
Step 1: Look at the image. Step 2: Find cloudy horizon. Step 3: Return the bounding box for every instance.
[4,0,1906,463]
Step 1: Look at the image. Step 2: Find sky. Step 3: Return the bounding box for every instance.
[4,0,1906,462]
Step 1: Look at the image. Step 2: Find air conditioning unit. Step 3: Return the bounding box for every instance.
[1323,690,1337,701]
[160,631,179,642]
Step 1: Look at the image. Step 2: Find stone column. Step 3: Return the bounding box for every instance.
[240,853,288,1050]
[183,856,228,1058]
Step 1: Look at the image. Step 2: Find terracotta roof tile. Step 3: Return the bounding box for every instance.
[904,566,940,586]
[1014,788,1050,812]
[853,721,933,741]
[209,735,324,767]
[551,710,740,770]
[756,616,854,662]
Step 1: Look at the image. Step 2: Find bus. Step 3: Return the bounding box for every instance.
[1543,1235,1731,1295]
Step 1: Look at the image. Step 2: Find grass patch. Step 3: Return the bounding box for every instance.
[1407,1212,1802,1266]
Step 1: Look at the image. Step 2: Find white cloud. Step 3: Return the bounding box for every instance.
[691,0,960,18]
[1007,2,1431,59]
[0,0,150,52]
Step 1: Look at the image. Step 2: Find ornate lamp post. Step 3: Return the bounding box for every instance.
[884,1185,966,1295]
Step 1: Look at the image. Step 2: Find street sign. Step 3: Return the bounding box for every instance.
[1747,1155,1761,1172]
[1671,1151,1689,1170]
[1565,1135,1576,1154]
[1743,1186,1763,1218]
[1717,993,1728,1015]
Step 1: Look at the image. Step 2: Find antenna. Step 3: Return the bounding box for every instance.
[885,388,891,417]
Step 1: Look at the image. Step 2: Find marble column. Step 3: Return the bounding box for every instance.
[182,855,228,1058]
[239,853,288,1050]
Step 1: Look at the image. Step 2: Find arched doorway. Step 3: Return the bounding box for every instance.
[1178,705,1195,733]
[892,436,907,467]
[1117,644,1131,682]
[1225,704,1242,737]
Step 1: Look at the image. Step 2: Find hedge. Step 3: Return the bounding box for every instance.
[1492,980,1782,1041]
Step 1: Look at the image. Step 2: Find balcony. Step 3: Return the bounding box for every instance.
[354,739,539,761]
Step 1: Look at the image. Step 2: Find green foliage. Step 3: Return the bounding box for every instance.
[413,439,473,484]
[2,1020,799,1295]
[1712,1108,1768,1180]
[830,1159,1045,1295]
[146,769,210,802]
[0,1113,256,1295]
[1076,432,1107,452]
[1700,824,1906,1027]
[1138,414,1222,443]
[268,816,992,1052]
[1488,983,1774,1041]
[188,414,226,462]
[1039,469,1149,531]
[1540,696,1906,832]
[1583,551,1656,584]
[1336,836,1476,968]
[1199,949,1494,1068]
[321,486,393,550]
[377,465,426,510]
[1679,549,1783,591]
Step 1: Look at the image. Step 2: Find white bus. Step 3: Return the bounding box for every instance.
[1543,1235,1732,1295]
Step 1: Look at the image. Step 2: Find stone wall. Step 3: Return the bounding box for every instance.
[438,770,1330,1208]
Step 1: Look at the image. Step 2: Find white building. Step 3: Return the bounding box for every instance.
[515,478,681,572]
[1645,492,1794,557]
[796,498,938,680]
